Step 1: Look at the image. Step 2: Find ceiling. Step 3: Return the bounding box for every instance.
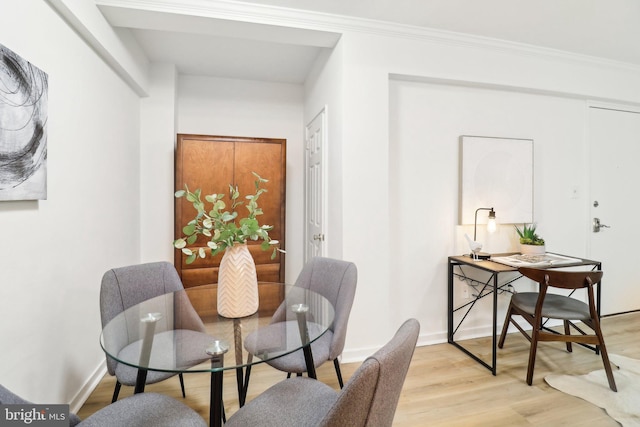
[97,0,640,84]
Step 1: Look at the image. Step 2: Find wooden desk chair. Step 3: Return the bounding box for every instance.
[498,267,617,391]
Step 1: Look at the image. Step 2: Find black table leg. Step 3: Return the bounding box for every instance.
[210,357,223,427]
[233,319,246,406]
[134,369,147,394]
[293,305,317,379]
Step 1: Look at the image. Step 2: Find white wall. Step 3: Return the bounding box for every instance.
[304,43,344,258]
[6,0,640,408]
[0,0,141,407]
[307,30,640,361]
[140,63,178,263]
[389,79,588,340]
[175,75,306,281]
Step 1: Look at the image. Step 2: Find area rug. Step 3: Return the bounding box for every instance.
[545,354,640,426]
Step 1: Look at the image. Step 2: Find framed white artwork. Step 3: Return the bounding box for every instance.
[459,135,533,225]
[0,43,48,201]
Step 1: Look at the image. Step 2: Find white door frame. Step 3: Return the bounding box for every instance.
[304,107,328,262]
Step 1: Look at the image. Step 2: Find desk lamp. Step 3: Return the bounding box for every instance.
[466,207,496,260]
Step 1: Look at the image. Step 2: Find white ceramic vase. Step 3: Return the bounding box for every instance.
[217,243,259,318]
[520,244,546,256]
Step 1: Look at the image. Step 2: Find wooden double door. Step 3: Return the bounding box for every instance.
[175,134,286,314]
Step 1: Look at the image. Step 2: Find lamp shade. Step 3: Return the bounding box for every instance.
[487,210,497,233]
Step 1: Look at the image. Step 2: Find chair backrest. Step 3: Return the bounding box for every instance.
[319,318,420,427]
[519,267,603,318]
[0,384,82,426]
[100,261,203,374]
[270,257,357,359]
[0,384,29,404]
[286,257,358,360]
[518,267,603,291]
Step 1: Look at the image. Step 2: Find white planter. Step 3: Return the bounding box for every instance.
[217,243,259,318]
[520,244,546,256]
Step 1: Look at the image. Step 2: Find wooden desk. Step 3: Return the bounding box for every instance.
[447,253,601,375]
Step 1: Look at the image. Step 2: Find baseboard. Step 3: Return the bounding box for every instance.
[340,319,566,365]
[341,330,449,364]
[69,361,107,414]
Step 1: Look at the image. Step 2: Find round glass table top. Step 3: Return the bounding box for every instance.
[100,283,335,374]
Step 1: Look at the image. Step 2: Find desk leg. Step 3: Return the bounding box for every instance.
[491,273,498,376]
[447,260,454,343]
[210,357,223,427]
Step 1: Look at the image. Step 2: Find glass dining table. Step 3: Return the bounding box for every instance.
[100,282,335,427]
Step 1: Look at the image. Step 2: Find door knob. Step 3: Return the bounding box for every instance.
[593,218,611,233]
[313,234,325,241]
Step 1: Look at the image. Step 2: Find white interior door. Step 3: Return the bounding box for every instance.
[589,105,640,315]
[304,108,327,262]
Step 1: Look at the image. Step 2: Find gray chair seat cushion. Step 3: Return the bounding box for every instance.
[244,321,333,373]
[114,329,214,385]
[225,378,338,427]
[78,393,206,427]
[512,292,591,320]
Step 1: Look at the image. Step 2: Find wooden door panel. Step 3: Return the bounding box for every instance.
[175,134,286,304]
[186,283,284,318]
[234,141,285,242]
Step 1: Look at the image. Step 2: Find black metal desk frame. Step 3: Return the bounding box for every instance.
[447,253,602,375]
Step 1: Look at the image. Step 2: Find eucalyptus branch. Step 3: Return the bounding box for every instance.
[174,172,284,264]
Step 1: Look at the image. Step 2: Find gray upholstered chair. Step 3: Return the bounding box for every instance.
[227,318,419,427]
[100,261,212,402]
[498,267,617,391]
[244,257,358,389]
[0,384,206,427]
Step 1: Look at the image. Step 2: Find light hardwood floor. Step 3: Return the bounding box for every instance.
[78,311,639,426]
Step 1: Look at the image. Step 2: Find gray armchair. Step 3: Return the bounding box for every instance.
[100,261,212,402]
[244,257,357,389]
[0,384,206,427]
[227,318,420,427]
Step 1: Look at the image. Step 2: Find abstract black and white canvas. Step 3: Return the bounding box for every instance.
[0,43,48,201]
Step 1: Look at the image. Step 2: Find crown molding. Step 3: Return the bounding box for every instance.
[96,0,640,73]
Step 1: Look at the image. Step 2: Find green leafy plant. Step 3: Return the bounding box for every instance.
[173,172,283,264]
[515,224,545,246]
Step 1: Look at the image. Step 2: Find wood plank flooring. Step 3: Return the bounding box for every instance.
[78,311,639,426]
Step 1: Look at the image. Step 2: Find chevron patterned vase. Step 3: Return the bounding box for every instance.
[217,243,259,318]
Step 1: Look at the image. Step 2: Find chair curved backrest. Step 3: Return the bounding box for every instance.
[519,267,603,291]
[321,318,420,427]
[99,261,205,375]
[0,384,206,427]
[519,267,603,320]
[271,257,357,360]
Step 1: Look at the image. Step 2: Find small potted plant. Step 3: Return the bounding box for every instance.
[515,223,546,255]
